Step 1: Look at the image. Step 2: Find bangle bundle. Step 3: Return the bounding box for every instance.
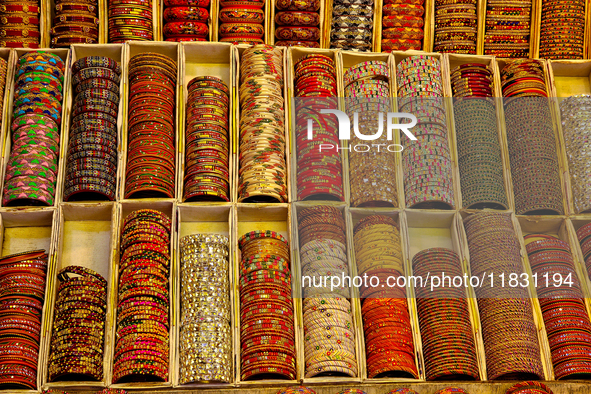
[345,60,397,207]
[413,248,479,380]
[238,230,296,381]
[463,212,544,380]
[525,234,591,379]
[434,0,476,54]
[294,54,343,201]
[108,0,153,42]
[275,0,320,47]
[0,0,40,48]
[51,0,98,47]
[218,0,264,44]
[501,60,563,215]
[183,76,230,202]
[0,250,48,389]
[559,95,591,214]
[180,234,231,383]
[451,63,507,209]
[238,45,287,203]
[397,55,454,209]
[539,0,584,59]
[381,0,424,51]
[113,209,171,383]
[354,215,418,379]
[64,56,121,202]
[299,206,357,378]
[163,0,209,41]
[47,266,107,381]
[506,382,553,394]
[576,223,591,279]
[0,57,6,120]
[277,387,317,394]
[3,51,65,207]
[484,0,531,58]
[124,52,177,199]
[388,390,419,394]
[330,0,373,51]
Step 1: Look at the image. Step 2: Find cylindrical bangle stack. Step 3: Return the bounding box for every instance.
[524,234,591,379]
[330,0,373,51]
[124,52,177,199]
[108,0,153,42]
[463,212,544,380]
[397,55,454,209]
[64,56,120,202]
[0,250,48,389]
[218,0,264,44]
[113,209,171,383]
[183,76,230,202]
[559,95,591,214]
[0,0,41,48]
[3,51,65,207]
[501,60,563,215]
[345,60,397,207]
[381,0,424,52]
[275,0,320,48]
[238,230,296,380]
[484,0,531,58]
[0,57,7,118]
[354,215,418,378]
[299,206,357,378]
[294,54,343,201]
[179,234,231,383]
[238,45,287,203]
[434,0,477,54]
[506,382,553,394]
[47,266,107,381]
[51,0,98,47]
[576,223,591,279]
[539,0,584,59]
[277,387,317,394]
[451,63,507,209]
[163,0,209,41]
[413,248,479,380]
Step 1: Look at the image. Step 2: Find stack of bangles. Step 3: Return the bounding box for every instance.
[525,234,591,379]
[124,52,177,199]
[560,95,591,213]
[436,389,471,394]
[381,0,424,51]
[451,63,507,209]
[330,0,373,51]
[576,223,591,278]
[506,382,553,394]
[463,212,544,380]
[484,0,531,58]
[238,45,287,202]
[539,0,584,59]
[163,0,209,41]
[293,54,343,201]
[238,230,296,380]
[113,209,171,383]
[0,57,6,117]
[337,390,367,394]
[274,0,320,47]
[218,0,264,44]
[47,266,107,381]
[179,234,231,383]
[108,0,153,42]
[0,250,48,389]
[183,76,230,202]
[299,206,357,378]
[434,0,477,54]
[354,215,418,378]
[51,0,98,47]
[396,55,455,209]
[277,387,317,394]
[64,56,121,201]
[3,51,64,207]
[501,60,563,214]
[344,60,397,207]
[413,248,480,380]
[0,0,40,48]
